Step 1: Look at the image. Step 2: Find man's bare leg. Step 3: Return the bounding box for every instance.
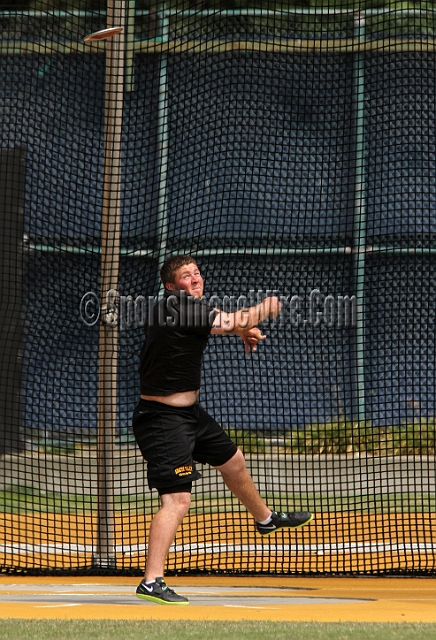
[144,491,191,581]
[215,449,271,522]
[216,449,313,533]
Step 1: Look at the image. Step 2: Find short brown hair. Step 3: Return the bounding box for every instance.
[160,254,198,286]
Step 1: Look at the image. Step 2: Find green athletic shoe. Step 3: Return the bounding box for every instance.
[136,577,189,605]
[256,511,313,535]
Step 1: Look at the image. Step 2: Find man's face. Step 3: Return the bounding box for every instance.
[166,262,204,298]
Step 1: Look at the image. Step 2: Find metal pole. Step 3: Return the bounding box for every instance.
[352,12,367,425]
[92,2,126,569]
[125,0,136,92]
[154,4,170,295]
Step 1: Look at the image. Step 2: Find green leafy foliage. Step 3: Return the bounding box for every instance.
[226,419,436,455]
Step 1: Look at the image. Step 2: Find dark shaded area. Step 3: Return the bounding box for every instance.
[0,148,25,455]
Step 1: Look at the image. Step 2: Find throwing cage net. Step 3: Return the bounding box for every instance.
[0,1,435,575]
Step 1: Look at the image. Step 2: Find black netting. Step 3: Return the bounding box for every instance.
[0,2,435,576]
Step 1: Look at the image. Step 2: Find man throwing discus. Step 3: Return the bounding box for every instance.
[133,255,313,605]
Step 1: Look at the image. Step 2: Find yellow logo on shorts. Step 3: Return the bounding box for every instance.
[174,465,193,477]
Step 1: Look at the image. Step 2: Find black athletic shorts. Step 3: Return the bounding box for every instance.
[132,399,238,491]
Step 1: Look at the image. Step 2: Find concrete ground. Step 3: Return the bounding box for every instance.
[0,576,435,622]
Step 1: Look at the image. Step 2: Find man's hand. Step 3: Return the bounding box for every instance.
[240,327,266,354]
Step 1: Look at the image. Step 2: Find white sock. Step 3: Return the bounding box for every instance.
[257,512,273,525]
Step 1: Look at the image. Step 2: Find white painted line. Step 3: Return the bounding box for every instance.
[224,605,279,610]
[1,542,436,556]
[35,604,83,609]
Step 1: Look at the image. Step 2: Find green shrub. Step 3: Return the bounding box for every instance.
[225,419,436,455]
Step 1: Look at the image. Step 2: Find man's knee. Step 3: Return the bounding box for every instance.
[216,448,247,476]
[160,490,192,515]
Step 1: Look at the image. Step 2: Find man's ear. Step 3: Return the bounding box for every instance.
[166,282,175,291]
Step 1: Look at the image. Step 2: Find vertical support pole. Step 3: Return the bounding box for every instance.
[93,2,126,569]
[154,4,170,294]
[352,12,367,424]
[125,0,136,93]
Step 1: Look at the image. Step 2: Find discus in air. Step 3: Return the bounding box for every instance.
[83,27,124,43]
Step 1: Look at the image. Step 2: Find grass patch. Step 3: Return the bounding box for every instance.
[2,620,436,640]
[0,486,161,515]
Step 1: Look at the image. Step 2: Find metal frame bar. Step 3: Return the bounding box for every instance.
[351,12,367,425]
[28,244,436,257]
[2,8,436,17]
[4,39,436,57]
[125,0,136,93]
[153,6,170,295]
[93,1,126,570]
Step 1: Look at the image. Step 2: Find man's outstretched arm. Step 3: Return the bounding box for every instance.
[210,296,281,352]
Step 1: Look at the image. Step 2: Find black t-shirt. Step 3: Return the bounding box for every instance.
[139,289,219,396]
